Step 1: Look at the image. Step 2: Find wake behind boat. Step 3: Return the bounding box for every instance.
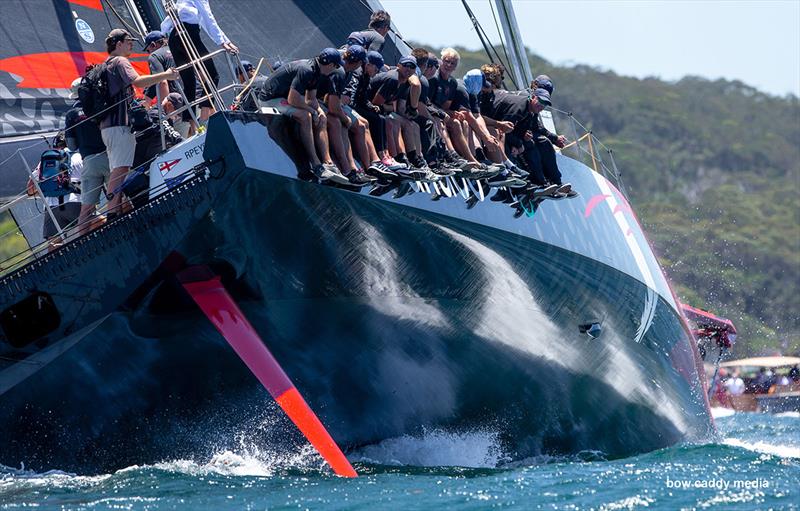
[0,0,714,473]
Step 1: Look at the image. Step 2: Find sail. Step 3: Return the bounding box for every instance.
[134,0,407,91]
[0,0,407,197]
[0,1,134,137]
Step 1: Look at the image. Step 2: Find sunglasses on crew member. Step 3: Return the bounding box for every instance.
[401,62,416,69]
[426,61,439,69]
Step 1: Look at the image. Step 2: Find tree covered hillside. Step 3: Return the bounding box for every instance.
[442,45,799,356]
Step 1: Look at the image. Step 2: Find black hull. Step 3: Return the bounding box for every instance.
[0,140,243,394]
[0,114,712,472]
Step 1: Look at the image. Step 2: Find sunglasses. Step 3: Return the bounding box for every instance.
[401,63,417,69]
[427,62,439,69]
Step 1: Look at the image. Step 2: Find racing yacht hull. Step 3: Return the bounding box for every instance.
[0,113,713,471]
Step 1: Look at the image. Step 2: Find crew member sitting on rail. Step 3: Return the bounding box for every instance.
[379,56,431,177]
[258,48,350,185]
[458,68,529,187]
[347,51,402,175]
[338,55,394,183]
[317,45,376,186]
[233,60,267,112]
[428,48,483,172]
[491,87,575,197]
[101,29,180,218]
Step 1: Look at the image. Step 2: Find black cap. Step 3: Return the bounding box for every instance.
[318,48,343,67]
[534,74,554,94]
[143,30,165,49]
[532,88,552,106]
[166,92,184,109]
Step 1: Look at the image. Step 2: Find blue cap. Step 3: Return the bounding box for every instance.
[398,55,417,68]
[344,45,367,63]
[346,31,366,47]
[463,69,483,95]
[532,87,552,106]
[366,50,384,69]
[318,47,343,67]
[534,74,554,94]
[143,30,165,49]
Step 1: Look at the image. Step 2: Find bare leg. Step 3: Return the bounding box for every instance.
[107,165,129,213]
[399,118,422,155]
[327,117,349,170]
[446,118,480,163]
[386,117,400,156]
[341,126,358,170]
[350,118,372,167]
[77,204,96,236]
[292,110,321,166]
[313,113,334,164]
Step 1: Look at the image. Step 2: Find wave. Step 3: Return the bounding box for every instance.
[721,438,800,459]
[350,428,507,468]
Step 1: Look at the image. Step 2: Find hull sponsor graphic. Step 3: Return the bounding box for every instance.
[68,0,103,10]
[75,19,95,43]
[0,52,148,89]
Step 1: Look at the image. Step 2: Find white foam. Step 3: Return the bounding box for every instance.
[152,444,323,478]
[723,438,800,458]
[0,464,111,489]
[775,411,800,419]
[350,428,506,468]
[711,407,736,419]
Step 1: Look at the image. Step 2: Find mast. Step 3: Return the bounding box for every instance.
[493,0,532,90]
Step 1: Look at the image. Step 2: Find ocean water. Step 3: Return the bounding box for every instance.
[1,410,798,510]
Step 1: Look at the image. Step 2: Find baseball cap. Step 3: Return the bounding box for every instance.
[532,87,552,106]
[463,69,483,95]
[534,74,554,94]
[366,50,384,69]
[398,55,416,68]
[69,77,82,100]
[106,28,134,45]
[142,30,165,49]
[344,45,367,63]
[318,47,343,67]
[165,92,185,110]
[240,60,254,72]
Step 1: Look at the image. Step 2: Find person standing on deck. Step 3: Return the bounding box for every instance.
[101,29,179,217]
[346,10,391,56]
[160,0,239,126]
[63,78,110,235]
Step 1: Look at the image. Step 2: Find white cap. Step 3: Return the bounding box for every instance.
[69,77,82,100]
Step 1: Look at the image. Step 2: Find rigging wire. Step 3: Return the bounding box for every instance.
[100,0,145,42]
[488,0,515,84]
[460,0,517,89]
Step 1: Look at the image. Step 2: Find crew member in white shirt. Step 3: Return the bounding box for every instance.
[161,0,238,124]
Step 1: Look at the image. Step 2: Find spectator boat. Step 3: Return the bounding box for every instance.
[709,356,800,413]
